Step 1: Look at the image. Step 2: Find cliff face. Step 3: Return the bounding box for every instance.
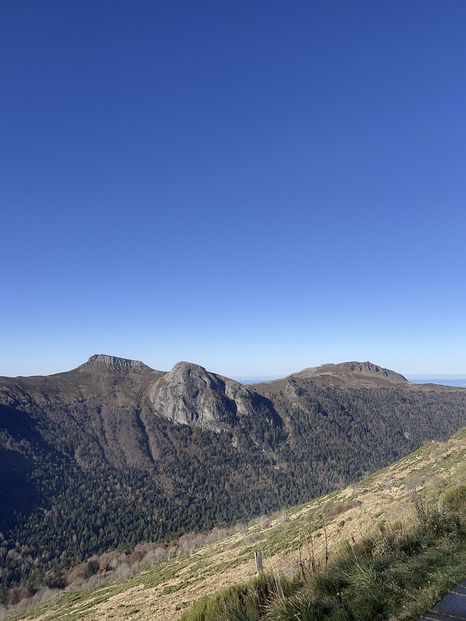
[149,361,263,428]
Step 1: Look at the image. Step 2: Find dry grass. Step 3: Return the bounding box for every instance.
[7,431,465,621]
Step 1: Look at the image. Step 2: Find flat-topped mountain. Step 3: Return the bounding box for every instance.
[1,355,466,595]
[83,353,149,369]
[288,360,409,385]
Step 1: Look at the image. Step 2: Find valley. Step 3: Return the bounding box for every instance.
[4,426,466,620]
[1,355,466,611]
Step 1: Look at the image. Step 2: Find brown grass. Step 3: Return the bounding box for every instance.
[8,431,465,621]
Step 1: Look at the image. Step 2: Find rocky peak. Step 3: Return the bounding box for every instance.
[148,361,265,428]
[164,361,225,388]
[83,354,147,370]
[149,362,233,428]
[347,362,406,378]
[292,361,408,384]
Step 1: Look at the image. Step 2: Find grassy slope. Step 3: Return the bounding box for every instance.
[6,427,466,621]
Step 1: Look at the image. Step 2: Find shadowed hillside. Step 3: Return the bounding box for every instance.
[1,356,466,597]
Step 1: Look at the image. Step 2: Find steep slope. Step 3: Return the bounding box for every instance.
[1,356,466,596]
[252,361,466,489]
[0,354,165,468]
[6,427,466,621]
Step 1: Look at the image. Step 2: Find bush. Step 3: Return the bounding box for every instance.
[412,492,460,539]
[440,484,466,513]
[84,560,99,579]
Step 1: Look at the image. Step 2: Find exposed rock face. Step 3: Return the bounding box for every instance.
[149,361,256,428]
[81,354,147,370]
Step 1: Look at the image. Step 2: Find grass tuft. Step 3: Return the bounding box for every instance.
[181,499,466,621]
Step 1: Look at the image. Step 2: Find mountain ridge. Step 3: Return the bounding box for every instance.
[1,355,466,597]
[0,356,415,385]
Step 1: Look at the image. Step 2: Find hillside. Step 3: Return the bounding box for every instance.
[4,427,466,620]
[1,356,466,596]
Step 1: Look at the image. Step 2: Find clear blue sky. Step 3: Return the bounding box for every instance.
[1,0,465,379]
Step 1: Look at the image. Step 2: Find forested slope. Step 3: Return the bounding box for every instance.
[1,356,465,595]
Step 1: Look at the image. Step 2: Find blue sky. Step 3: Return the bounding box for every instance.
[1,0,465,379]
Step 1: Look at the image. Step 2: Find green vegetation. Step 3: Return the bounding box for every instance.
[1,360,466,602]
[439,483,466,512]
[3,428,465,620]
[181,500,466,621]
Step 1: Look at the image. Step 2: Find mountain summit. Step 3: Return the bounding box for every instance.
[81,354,150,370]
[289,361,409,386]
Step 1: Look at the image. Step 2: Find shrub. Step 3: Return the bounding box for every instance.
[412,492,461,539]
[439,484,466,513]
[84,560,99,579]
[180,573,291,621]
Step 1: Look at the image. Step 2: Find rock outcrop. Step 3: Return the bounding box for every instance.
[81,354,148,370]
[149,361,259,428]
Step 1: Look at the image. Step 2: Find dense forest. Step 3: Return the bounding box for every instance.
[1,357,466,599]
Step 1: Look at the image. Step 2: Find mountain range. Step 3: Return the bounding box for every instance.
[1,355,466,594]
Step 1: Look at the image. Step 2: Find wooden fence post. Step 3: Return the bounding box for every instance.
[254,550,263,575]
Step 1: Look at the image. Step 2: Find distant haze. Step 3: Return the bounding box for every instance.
[407,378,466,389]
[236,376,466,389]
